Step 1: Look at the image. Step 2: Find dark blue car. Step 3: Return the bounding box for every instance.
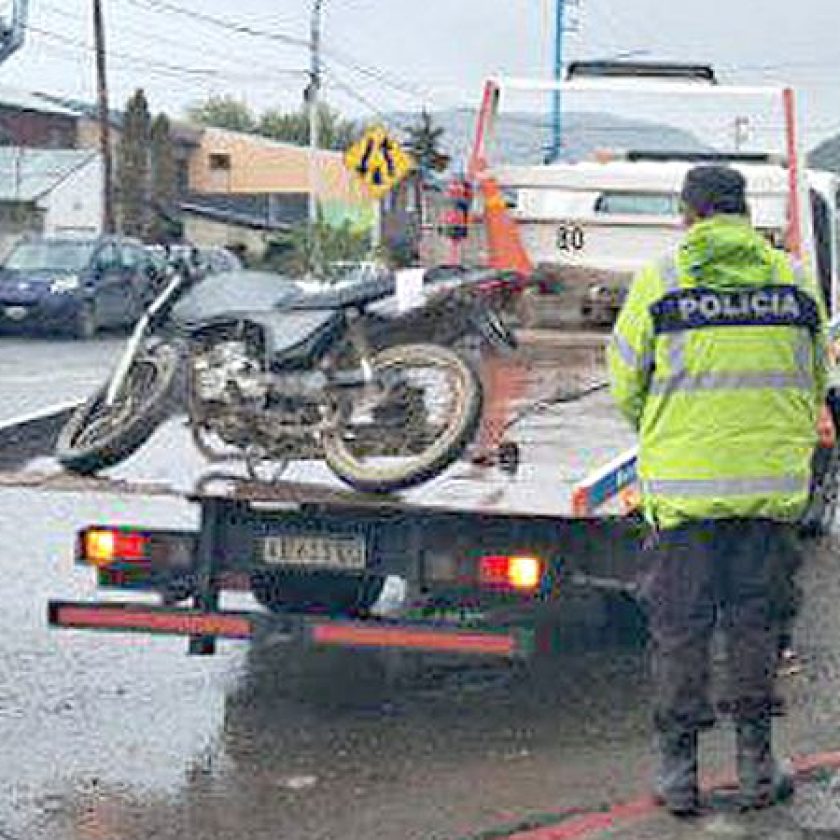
[0,236,155,338]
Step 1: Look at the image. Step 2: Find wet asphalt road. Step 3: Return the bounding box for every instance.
[2,336,840,840]
[0,334,121,423]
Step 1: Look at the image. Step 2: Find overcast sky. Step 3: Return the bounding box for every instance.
[2,0,840,153]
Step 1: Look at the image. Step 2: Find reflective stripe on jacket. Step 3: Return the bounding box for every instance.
[607,215,828,529]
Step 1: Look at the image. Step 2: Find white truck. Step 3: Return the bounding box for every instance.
[476,62,839,327]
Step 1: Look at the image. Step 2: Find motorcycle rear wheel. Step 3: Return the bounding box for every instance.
[55,343,180,474]
[322,343,482,493]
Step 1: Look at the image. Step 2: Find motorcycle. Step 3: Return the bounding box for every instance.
[55,263,517,493]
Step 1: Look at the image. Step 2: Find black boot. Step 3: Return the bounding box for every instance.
[735,716,795,810]
[654,730,701,817]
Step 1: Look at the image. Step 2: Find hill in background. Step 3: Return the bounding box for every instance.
[391,108,708,167]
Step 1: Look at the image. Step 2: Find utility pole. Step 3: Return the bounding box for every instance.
[548,0,565,163]
[308,0,324,227]
[93,0,115,233]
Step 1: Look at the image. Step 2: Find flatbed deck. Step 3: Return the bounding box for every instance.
[10,332,637,518]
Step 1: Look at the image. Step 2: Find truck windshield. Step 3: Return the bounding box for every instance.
[5,241,96,272]
[595,192,680,216]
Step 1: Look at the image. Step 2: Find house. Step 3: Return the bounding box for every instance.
[38,92,201,199]
[180,191,309,261]
[0,85,78,148]
[190,128,376,231]
[0,87,382,260]
[0,148,102,257]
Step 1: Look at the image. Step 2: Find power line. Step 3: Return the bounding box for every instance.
[319,45,432,102]
[27,23,307,86]
[123,0,435,106]
[41,0,307,79]
[322,67,390,122]
[27,24,218,76]
[125,0,310,48]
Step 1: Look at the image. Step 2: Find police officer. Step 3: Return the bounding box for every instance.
[608,165,827,816]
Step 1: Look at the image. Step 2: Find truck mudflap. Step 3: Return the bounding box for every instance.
[47,600,535,658]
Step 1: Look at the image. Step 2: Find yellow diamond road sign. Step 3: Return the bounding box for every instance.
[344,126,414,200]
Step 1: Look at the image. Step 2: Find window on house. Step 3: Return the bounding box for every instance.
[209,153,231,171]
[594,191,679,216]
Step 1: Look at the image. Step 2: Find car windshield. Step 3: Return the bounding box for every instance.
[5,241,96,272]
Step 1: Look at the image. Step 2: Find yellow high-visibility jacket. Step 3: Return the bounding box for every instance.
[608,215,827,529]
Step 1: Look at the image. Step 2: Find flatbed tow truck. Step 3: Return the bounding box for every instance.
[45,62,837,660]
[45,335,644,659]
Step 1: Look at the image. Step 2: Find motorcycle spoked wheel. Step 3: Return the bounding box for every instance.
[321,343,482,493]
[55,343,180,474]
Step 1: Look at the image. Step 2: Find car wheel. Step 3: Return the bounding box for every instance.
[72,302,97,340]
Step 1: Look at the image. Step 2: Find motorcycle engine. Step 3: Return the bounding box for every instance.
[192,340,267,404]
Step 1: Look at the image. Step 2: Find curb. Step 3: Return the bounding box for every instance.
[0,400,80,470]
[463,749,840,840]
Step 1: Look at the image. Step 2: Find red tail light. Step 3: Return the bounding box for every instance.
[478,554,543,590]
[80,528,149,568]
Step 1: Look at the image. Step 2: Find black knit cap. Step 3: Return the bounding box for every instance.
[679,164,748,217]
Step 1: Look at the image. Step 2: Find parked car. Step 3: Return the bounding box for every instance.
[0,236,155,338]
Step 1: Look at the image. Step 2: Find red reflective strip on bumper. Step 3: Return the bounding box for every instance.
[51,603,252,639]
[311,623,518,656]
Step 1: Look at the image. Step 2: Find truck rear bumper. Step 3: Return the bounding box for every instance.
[48,600,534,658]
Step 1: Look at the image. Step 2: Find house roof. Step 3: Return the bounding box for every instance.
[180,192,308,230]
[0,148,98,202]
[202,126,342,158]
[0,85,79,118]
[35,92,203,146]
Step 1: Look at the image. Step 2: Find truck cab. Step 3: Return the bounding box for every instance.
[498,155,839,327]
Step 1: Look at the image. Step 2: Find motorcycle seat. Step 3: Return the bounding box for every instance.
[286,274,395,311]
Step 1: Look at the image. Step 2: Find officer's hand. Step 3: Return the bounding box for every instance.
[817,404,836,448]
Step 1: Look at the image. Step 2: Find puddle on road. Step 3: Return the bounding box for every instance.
[0,488,246,839]
[0,478,657,840]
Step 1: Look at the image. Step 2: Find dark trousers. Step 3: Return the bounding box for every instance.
[641,519,794,733]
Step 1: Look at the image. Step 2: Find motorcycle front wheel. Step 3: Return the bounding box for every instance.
[55,343,180,474]
[322,343,482,493]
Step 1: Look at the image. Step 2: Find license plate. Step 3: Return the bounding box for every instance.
[262,533,366,570]
[4,306,27,321]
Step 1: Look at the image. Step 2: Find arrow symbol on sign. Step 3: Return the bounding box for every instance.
[356,138,374,176]
[380,137,396,177]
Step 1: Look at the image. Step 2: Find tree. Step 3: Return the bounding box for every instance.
[258,103,357,151]
[258,108,307,146]
[404,109,450,176]
[266,210,371,279]
[117,88,151,238]
[403,109,450,229]
[148,113,179,243]
[188,94,255,133]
